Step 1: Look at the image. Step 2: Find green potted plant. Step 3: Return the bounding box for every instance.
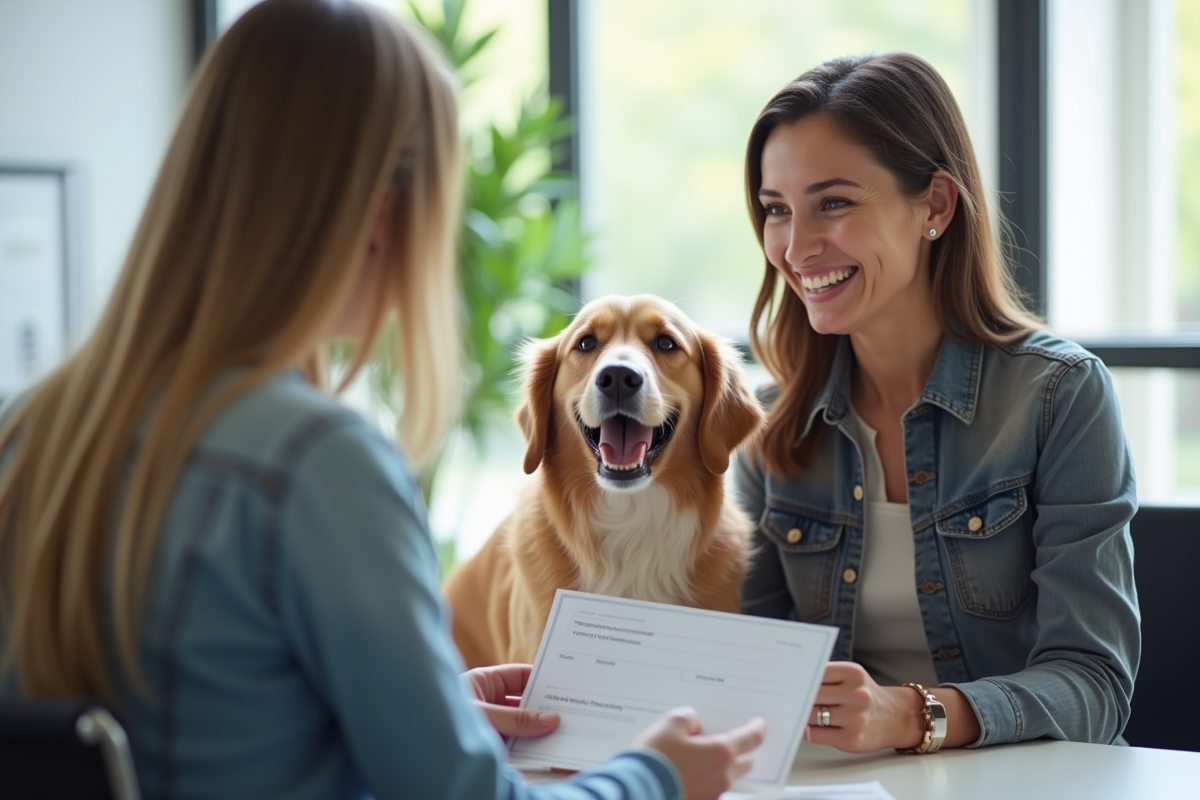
[372,0,591,572]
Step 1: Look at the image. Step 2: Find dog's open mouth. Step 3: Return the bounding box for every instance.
[577,412,678,482]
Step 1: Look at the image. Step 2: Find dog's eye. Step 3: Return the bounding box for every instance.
[655,335,678,352]
[576,334,598,352]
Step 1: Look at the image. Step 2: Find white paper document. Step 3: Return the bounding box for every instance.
[509,590,838,787]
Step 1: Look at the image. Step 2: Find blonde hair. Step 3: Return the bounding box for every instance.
[0,0,462,702]
[745,53,1042,475]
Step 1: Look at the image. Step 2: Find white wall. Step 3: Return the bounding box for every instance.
[0,0,190,335]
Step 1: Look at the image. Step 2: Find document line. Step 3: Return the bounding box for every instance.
[570,612,812,657]
[554,649,787,695]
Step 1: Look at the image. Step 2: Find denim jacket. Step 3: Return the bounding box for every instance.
[734,332,1140,748]
[0,373,680,800]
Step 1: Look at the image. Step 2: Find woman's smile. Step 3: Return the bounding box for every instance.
[797,265,860,301]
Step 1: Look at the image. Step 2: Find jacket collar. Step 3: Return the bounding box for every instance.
[804,334,983,436]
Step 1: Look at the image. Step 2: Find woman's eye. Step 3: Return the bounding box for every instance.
[576,334,598,352]
[821,198,850,211]
[655,335,678,352]
[763,203,789,217]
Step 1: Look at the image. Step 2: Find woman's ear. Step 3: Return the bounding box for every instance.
[514,336,560,474]
[697,331,766,476]
[924,171,958,239]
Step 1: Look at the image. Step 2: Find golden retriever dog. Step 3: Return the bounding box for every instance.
[443,294,766,668]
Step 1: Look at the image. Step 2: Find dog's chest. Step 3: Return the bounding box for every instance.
[574,485,701,605]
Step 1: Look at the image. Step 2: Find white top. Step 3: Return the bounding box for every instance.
[846,409,940,688]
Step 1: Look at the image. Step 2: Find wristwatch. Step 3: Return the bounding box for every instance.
[897,682,947,754]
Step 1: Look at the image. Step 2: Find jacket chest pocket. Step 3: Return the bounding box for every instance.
[760,508,845,623]
[935,486,1035,619]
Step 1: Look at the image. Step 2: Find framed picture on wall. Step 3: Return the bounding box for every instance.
[0,165,83,400]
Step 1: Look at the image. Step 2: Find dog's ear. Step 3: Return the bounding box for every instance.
[515,336,560,474]
[697,331,766,475]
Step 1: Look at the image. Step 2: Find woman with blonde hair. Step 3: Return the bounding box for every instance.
[736,53,1138,753]
[0,1,763,797]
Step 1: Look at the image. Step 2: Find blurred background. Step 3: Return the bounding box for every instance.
[1,0,1197,568]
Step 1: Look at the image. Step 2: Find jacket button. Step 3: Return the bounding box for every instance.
[936,647,961,660]
[967,516,983,532]
[920,580,945,595]
[853,485,864,501]
[910,470,937,485]
[842,568,858,584]
[787,527,803,543]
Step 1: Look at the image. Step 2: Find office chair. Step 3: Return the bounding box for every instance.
[1122,505,1200,752]
[0,696,142,800]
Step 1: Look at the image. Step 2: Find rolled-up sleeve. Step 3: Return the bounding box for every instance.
[951,356,1140,746]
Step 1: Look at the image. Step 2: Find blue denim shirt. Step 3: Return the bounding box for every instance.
[1,373,680,800]
[734,332,1140,748]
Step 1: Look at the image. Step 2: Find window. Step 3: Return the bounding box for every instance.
[1048,0,1200,501]
[579,0,995,340]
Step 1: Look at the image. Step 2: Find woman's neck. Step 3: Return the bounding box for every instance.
[849,313,944,415]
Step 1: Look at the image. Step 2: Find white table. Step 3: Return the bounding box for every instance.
[786,740,1200,800]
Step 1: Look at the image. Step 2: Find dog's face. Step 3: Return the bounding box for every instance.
[516,295,764,491]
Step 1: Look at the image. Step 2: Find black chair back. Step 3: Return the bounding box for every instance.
[1123,505,1200,752]
[0,697,142,800]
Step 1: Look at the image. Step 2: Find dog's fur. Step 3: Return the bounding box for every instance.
[443,295,766,668]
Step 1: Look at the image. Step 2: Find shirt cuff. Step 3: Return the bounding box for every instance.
[942,679,1018,747]
[610,747,683,800]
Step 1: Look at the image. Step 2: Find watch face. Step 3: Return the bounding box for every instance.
[898,683,947,754]
[927,693,948,752]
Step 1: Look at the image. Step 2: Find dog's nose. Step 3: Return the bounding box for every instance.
[596,364,643,403]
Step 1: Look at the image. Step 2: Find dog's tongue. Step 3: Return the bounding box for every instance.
[598,416,653,466]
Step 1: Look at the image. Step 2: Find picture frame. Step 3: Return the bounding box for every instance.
[0,165,84,400]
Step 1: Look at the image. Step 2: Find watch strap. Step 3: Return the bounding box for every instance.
[897,682,948,754]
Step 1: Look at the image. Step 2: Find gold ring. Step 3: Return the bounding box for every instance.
[818,706,831,727]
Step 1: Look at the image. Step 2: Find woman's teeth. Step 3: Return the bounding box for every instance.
[801,268,855,292]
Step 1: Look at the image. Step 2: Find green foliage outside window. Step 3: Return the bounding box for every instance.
[361,0,588,571]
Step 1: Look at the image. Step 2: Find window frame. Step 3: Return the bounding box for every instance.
[544,0,1200,372]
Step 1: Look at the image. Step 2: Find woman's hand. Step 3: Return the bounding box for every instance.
[635,708,766,800]
[464,664,559,740]
[806,662,982,752]
[805,662,926,753]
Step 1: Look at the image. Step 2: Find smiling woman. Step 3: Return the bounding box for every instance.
[757,115,956,345]
[735,52,1140,757]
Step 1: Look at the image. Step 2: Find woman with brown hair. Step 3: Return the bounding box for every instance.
[0,1,763,797]
[737,53,1139,753]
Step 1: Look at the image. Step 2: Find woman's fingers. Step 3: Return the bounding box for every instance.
[479,702,559,740]
[818,663,867,686]
[809,704,839,728]
[665,707,704,736]
[805,724,857,750]
[481,663,534,696]
[732,753,755,779]
[465,663,535,704]
[724,717,767,755]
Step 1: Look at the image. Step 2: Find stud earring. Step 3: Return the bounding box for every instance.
[928,228,937,238]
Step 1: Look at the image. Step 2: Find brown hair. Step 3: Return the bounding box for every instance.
[0,0,462,702]
[744,52,1041,475]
